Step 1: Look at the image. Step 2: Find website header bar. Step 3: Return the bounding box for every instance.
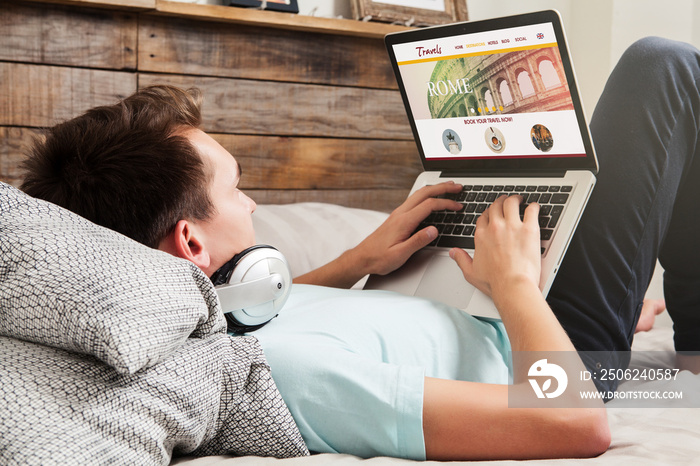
[393,23,557,65]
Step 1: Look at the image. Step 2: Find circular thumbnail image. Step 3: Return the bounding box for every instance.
[442,129,462,155]
[484,126,506,153]
[531,124,554,152]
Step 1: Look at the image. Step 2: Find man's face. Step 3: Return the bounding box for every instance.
[185,128,257,277]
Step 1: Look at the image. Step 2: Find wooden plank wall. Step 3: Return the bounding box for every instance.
[0,0,422,212]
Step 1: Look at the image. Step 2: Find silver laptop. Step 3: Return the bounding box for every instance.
[364,10,598,320]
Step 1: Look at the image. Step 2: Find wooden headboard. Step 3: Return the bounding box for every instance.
[0,0,422,212]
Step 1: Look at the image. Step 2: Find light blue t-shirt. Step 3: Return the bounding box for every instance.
[250,284,511,460]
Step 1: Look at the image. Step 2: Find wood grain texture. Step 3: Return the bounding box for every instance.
[138,73,413,140]
[0,0,420,211]
[139,14,397,89]
[0,63,137,127]
[247,188,409,213]
[153,0,410,39]
[0,0,138,69]
[0,127,42,187]
[210,133,422,190]
[0,127,419,211]
[20,0,155,10]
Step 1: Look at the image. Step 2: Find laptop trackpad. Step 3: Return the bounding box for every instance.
[414,255,475,309]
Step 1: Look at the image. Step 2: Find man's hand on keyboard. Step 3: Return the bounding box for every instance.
[449,195,542,300]
[293,182,465,288]
[351,181,464,277]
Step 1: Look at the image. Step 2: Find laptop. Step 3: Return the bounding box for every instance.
[364,10,598,320]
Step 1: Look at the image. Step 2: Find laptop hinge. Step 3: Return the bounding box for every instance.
[439,170,567,178]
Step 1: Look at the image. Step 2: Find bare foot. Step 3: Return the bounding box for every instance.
[635,299,666,333]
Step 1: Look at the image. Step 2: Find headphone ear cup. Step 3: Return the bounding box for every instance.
[224,314,269,334]
[215,245,292,333]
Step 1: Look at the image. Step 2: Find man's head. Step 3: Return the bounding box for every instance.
[21,85,257,277]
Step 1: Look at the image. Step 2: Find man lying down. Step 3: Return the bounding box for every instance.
[21,37,700,461]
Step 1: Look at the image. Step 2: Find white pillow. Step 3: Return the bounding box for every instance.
[252,202,388,282]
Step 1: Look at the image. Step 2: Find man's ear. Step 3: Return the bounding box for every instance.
[159,220,211,270]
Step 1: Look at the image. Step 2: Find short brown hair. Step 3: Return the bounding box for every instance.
[21,85,214,248]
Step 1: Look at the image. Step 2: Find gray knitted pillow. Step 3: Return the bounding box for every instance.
[0,182,225,374]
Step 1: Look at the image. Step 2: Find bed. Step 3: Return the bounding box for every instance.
[2,185,699,465]
[179,202,700,466]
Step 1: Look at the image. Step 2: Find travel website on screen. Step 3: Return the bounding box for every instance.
[393,23,587,160]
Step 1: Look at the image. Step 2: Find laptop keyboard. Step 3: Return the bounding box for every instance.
[419,184,573,254]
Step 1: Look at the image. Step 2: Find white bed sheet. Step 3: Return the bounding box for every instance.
[174,203,700,466]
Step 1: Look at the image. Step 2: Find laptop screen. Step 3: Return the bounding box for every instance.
[385,10,598,174]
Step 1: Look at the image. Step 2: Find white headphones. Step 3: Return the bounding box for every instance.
[210,245,292,333]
